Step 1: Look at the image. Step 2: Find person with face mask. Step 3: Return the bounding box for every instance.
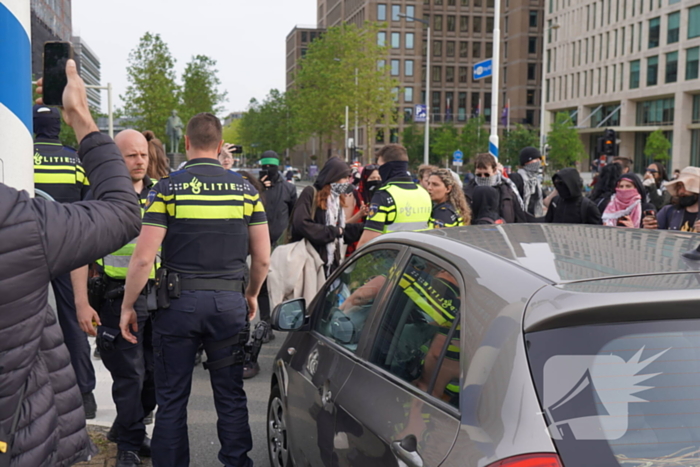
[643,167,700,232]
[545,167,603,225]
[290,157,364,277]
[359,164,382,205]
[602,175,656,228]
[463,153,527,223]
[508,147,544,217]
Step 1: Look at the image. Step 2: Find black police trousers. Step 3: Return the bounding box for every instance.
[151,290,252,467]
[97,295,156,452]
[52,272,96,394]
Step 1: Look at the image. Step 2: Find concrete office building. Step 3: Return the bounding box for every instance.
[72,36,101,110]
[544,0,700,172]
[30,0,72,79]
[286,0,544,166]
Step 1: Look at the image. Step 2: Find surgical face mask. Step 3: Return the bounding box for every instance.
[524,160,541,174]
[475,173,498,187]
[679,194,699,208]
[331,182,353,195]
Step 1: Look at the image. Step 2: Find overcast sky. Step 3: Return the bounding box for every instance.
[71,0,316,116]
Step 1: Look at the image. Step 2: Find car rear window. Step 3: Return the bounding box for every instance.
[526,319,700,467]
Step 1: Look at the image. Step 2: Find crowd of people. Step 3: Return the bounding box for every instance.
[3,59,700,467]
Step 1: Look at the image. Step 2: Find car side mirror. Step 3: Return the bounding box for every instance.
[271,299,306,332]
[329,311,355,345]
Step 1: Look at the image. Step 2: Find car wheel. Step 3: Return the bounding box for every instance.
[268,384,293,467]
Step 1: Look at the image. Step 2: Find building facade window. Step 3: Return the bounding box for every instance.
[447,15,456,31]
[405,59,414,76]
[378,4,387,21]
[690,5,700,38]
[406,33,415,49]
[528,63,537,80]
[665,51,678,83]
[527,89,536,105]
[406,5,415,20]
[648,17,660,48]
[433,91,442,122]
[636,97,675,125]
[378,32,386,46]
[474,16,482,33]
[591,104,621,127]
[460,16,469,32]
[473,41,481,57]
[529,10,538,27]
[434,40,443,56]
[460,41,469,57]
[404,107,413,123]
[434,15,443,31]
[391,32,400,48]
[692,130,700,167]
[485,42,493,57]
[630,60,640,89]
[528,37,537,54]
[458,92,467,121]
[391,59,400,76]
[687,47,700,80]
[446,66,455,82]
[433,65,442,82]
[459,66,468,82]
[667,11,680,43]
[486,16,494,31]
[392,4,401,21]
[647,56,659,85]
[526,110,535,125]
[405,87,414,102]
[693,95,700,122]
[446,41,455,56]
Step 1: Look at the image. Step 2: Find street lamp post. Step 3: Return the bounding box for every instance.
[489,0,501,160]
[539,23,560,154]
[85,83,114,138]
[399,12,430,166]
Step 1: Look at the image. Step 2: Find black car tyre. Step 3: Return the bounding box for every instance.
[268,384,293,467]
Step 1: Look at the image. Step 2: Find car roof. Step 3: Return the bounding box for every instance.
[383,224,700,285]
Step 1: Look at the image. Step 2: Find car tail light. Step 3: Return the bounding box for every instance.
[487,453,563,467]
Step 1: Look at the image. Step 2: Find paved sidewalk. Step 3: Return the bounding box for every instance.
[76,425,152,467]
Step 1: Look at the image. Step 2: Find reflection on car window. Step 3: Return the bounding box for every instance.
[314,249,399,352]
[370,255,461,409]
[528,320,700,467]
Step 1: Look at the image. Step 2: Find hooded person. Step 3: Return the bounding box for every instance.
[471,186,504,224]
[546,168,602,225]
[508,147,544,217]
[588,162,624,212]
[602,174,656,228]
[290,157,364,277]
[643,166,700,232]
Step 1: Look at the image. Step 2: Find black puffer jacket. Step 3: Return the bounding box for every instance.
[0,132,141,466]
[263,171,297,245]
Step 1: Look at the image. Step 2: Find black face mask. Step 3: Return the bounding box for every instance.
[366,180,381,193]
[555,181,572,200]
[679,194,699,208]
[265,165,279,179]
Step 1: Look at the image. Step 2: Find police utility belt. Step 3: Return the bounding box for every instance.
[154,268,245,310]
[87,275,157,310]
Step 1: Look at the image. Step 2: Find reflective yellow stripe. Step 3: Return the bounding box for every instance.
[35,165,77,171]
[176,205,244,219]
[177,194,244,202]
[402,285,448,325]
[147,201,167,214]
[34,173,77,184]
[158,193,175,201]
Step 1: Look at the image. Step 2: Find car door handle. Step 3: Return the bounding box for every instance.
[391,435,424,467]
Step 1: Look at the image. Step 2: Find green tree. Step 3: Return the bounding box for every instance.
[433,122,460,167]
[644,129,671,161]
[501,124,540,168]
[291,22,398,161]
[222,118,241,144]
[179,55,227,124]
[460,116,489,161]
[238,90,299,158]
[121,32,180,146]
[401,124,424,168]
[547,112,586,170]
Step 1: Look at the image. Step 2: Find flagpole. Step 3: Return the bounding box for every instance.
[507,98,511,131]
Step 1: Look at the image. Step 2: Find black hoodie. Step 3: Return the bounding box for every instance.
[471,186,503,224]
[546,168,602,225]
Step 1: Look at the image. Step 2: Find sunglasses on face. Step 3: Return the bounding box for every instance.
[646,168,658,173]
[475,173,492,178]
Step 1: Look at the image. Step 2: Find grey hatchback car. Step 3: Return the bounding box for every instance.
[266,224,700,467]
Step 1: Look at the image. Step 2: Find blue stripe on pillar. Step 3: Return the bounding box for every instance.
[0,2,32,133]
[489,141,499,159]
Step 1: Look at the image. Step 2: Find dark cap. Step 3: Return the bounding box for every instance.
[519,146,541,166]
[32,104,61,139]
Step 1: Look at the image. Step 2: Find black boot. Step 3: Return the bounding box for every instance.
[82,392,97,419]
[116,450,141,467]
[139,435,152,458]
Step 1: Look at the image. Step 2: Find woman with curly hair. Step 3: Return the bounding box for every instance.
[142,130,170,180]
[426,169,472,228]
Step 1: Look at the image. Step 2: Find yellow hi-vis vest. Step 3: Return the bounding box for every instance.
[381,182,432,233]
[97,205,159,280]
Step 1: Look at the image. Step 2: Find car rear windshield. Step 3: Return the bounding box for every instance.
[526,320,700,467]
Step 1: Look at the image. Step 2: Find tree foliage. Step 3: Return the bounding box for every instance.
[401,124,425,168]
[238,90,298,158]
[291,22,399,161]
[547,112,586,170]
[121,32,180,145]
[644,129,671,161]
[501,124,539,168]
[460,115,489,159]
[179,55,227,124]
[222,118,241,144]
[433,123,460,166]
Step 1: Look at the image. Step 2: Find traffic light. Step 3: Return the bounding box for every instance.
[597,129,617,157]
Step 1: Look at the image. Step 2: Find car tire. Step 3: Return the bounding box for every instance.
[268,384,294,467]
